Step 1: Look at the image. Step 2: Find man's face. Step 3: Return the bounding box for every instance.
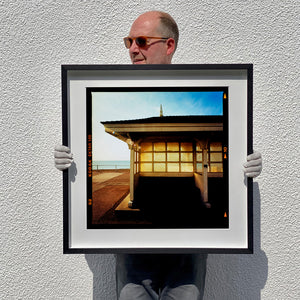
[128,14,173,64]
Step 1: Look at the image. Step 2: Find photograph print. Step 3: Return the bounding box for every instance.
[87,87,228,229]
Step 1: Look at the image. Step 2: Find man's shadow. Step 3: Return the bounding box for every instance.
[203,182,268,299]
[85,254,117,299]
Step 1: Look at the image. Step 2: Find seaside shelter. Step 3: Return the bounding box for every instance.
[101,114,225,218]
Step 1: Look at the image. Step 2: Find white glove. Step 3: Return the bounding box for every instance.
[243,151,262,178]
[54,145,73,171]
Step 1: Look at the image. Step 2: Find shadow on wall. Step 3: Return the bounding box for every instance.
[203,183,268,300]
[69,161,77,183]
[85,254,117,300]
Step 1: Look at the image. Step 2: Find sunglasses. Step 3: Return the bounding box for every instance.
[123,36,169,49]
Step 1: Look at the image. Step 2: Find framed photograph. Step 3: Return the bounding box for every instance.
[62,64,253,254]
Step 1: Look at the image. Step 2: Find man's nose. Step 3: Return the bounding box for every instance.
[129,40,140,54]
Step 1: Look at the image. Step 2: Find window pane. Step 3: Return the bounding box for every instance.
[167,163,179,172]
[196,153,202,161]
[154,152,166,162]
[181,152,193,162]
[210,153,223,162]
[196,163,203,172]
[140,163,152,172]
[134,152,138,162]
[181,163,193,172]
[154,163,166,172]
[181,142,193,151]
[210,142,222,151]
[196,144,203,151]
[167,142,179,151]
[140,153,152,162]
[154,142,166,151]
[141,143,152,152]
[167,152,179,162]
[210,163,223,172]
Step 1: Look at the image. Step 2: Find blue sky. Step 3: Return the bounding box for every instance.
[92,91,223,161]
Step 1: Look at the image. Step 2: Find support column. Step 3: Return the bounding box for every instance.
[198,139,209,207]
[126,140,135,208]
[202,148,208,204]
[130,147,135,202]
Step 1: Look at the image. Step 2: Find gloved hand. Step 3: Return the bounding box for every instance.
[243,151,262,178]
[54,145,73,171]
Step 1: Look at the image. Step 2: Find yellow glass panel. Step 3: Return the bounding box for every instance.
[167,152,179,162]
[181,152,193,162]
[181,143,193,151]
[196,153,202,161]
[140,153,152,162]
[210,142,222,151]
[154,153,166,162]
[167,142,179,151]
[154,163,166,172]
[210,153,223,162]
[140,163,152,172]
[181,163,193,172]
[196,144,202,151]
[167,163,179,172]
[141,143,152,152]
[210,163,223,172]
[154,142,166,151]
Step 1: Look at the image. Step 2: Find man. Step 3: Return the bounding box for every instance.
[55,11,262,299]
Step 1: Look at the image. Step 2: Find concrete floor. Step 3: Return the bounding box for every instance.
[91,169,130,224]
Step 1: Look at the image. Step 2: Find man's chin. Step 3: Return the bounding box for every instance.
[133,60,146,64]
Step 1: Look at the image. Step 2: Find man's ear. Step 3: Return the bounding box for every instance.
[166,38,176,56]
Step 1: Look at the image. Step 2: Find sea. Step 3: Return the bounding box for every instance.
[92,160,130,170]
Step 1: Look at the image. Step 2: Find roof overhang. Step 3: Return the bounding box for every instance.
[101,115,223,143]
[104,122,223,133]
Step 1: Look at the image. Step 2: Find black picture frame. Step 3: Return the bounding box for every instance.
[62,64,253,254]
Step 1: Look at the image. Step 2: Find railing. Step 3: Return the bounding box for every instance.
[92,164,130,170]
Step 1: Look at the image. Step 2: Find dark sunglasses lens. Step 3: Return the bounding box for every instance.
[136,37,147,47]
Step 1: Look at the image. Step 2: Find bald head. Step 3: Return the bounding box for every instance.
[127,11,179,64]
[155,11,179,51]
[133,11,179,49]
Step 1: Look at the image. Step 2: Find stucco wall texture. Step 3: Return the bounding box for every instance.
[1,1,299,299]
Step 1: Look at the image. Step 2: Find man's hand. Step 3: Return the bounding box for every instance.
[54,145,73,171]
[243,151,262,178]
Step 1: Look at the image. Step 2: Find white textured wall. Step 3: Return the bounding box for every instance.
[1,1,299,299]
